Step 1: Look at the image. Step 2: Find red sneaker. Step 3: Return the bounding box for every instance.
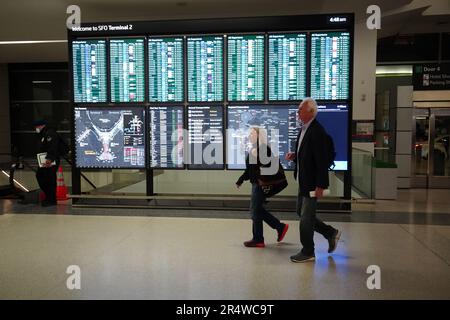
[277,223,289,242]
[243,240,265,248]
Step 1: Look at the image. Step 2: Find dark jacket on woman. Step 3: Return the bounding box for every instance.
[236,144,273,185]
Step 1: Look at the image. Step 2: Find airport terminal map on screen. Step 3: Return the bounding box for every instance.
[310,31,350,100]
[227,104,349,171]
[227,105,299,170]
[75,107,146,168]
[187,36,224,102]
[149,106,184,168]
[110,38,146,102]
[268,33,307,101]
[227,35,265,101]
[148,37,184,102]
[187,106,224,169]
[72,39,107,103]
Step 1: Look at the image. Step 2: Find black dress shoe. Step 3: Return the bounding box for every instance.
[328,229,342,253]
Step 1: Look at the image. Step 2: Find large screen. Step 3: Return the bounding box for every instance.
[268,33,307,101]
[187,106,224,169]
[315,103,348,170]
[187,36,224,102]
[227,105,299,170]
[75,107,146,168]
[110,38,145,102]
[72,39,107,103]
[227,103,349,171]
[311,32,350,100]
[149,106,184,169]
[227,35,265,101]
[148,37,184,102]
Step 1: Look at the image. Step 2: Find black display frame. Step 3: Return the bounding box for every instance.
[68,14,354,200]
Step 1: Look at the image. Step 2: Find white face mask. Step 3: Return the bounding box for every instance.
[35,127,42,133]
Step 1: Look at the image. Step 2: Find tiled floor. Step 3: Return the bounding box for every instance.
[0,196,449,299]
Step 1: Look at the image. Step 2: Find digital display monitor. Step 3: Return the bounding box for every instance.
[315,103,348,170]
[310,32,350,100]
[72,39,107,103]
[268,33,307,101]
[110,38,145,102]
[187,36,223,102]
[148,37,184,102]
[149,106,184,168]
[187,106,224,169]
[227,105,299,170]
[227,35,265,101]
[227,103,349,171]
[75,107,146,168]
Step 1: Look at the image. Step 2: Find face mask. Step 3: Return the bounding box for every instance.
[35,127,41,133]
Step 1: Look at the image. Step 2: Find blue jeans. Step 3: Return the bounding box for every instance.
[296,191,335,255]
[250,183,282,242]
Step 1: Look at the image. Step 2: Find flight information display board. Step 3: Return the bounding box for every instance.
[187,36,224,102]
[110,38,145,102]
[75,107,146,168]
[227,35,265,101]
[268,33,307,101]
[187,106,224,169]
[149,106,184,168]
[310,32,350,100]
[148,37,184,102]
[72,39,107,103]
[227,105,299,170]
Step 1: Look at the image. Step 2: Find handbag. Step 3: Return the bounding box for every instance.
[257,161,288,198]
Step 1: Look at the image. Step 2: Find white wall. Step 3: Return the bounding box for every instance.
[351,15,377,155]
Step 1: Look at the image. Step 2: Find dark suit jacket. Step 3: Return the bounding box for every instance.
[293,119,329,196]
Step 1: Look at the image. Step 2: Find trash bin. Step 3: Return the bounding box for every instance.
[372,160,398,200]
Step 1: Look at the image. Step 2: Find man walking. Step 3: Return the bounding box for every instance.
[285,98,341,263]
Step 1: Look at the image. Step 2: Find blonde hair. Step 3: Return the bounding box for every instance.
[250,126,268,145]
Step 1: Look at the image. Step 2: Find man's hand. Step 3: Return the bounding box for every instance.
[285,152,296,161]
[236,183,241,189]
[315,187,324,198]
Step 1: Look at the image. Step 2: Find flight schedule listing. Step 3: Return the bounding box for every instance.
[72,39,107,103]
[268,34,307,101]
[110,38,145,102]
[148,37,184,102]
[227,35,265,101]
[187,36,223,102]
[149,106,184,168]
[310,32,350,100]
[187,106,224,169]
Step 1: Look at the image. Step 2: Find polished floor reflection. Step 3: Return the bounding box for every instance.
[0,213,448,299]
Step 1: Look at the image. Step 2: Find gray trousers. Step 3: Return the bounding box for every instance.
[296,191,335,255]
